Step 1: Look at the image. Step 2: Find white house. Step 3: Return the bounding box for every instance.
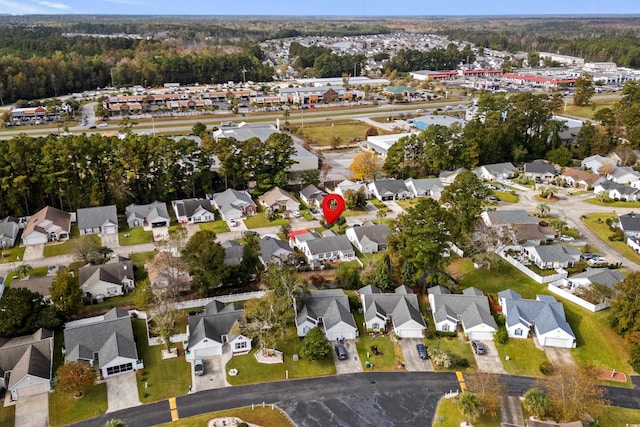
[258,236,296,266]
[77,205,118,235]
[295,289,358,341]
[22,206,72,246]
[404,178,444,200]
[474,162,518,181]
[79,256,135,302]
[64,308,141,378]
[368,179,411,201]
[522,244,581,269]
[333,180,370,199]
[209,189,257,221]
[581,154,617,173]
[125,201,170,229]
[299,185,327,207]
[609,166,640,184]
[186,300,251,359]
[289,230,355,264]
[0,216,20,248]
[345,223,390,254]
[172,198,215,224]
[359,285,426,338]
[427,286,497,341]
[618,212,640,238]
[439,168,467,185]
[498,290,576,348]
[258,187,300,214]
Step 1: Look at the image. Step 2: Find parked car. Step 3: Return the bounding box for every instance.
[588,257,608,266]
[228,218,238,227]
[559,235,574,242]
[194,359,205,376]
[335,344,348,360]
[292,211,301,218]
[581,252,598,260]
[538,221,549,227]
[471,341,486,355]
[485,196,499,202]
[97,123,108,128]
[416,343,429,360]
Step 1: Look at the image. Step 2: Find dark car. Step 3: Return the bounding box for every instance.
[335,344,348,360]
[416,343,429,360]
[471,341,486,355]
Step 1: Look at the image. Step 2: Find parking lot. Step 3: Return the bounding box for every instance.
[399,338,433,372]
[332,340,363,375]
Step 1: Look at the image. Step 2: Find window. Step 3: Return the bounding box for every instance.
[302,326,311,334]
[515,329,523,336]
[235,341,247,350]
[372,322,380,331]
[106,362,133,376]
[442,324,450,332]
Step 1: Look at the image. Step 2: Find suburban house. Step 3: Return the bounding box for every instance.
[0,328,53,401]
[511,223,556,245]
[77,205,118,235]
[295,289,358,341]
[125,201,170,229]
[186,299,251,359]
[209,189,257,221]
[258,187,300,214]
[474,162,518,181]
[172,198,215,224]
[259,236,295,266]
[524,160,556,181]
[0,217,20,248]
[368,179,411,201]
[145,251,190,297]
[64,307,141,378]
[222,240,243,267]
[581,154,617,173]
[359,285,426,338]
[498,290,576,348]
[609,166,640,184]
[79,256,135,302]
[345,223,391,254]
[439,168,468,185]
[427,286,497,341]
[481,209,540,228]
[289,230,356,264]
[618,212,640,238]
[561,168,602,190]
[404,178,444,200]
[22,206,72,246]
[299,185,327,207]
[12,275,55,301]
[565,268,624,292]
[522,244,581,269]
[333,180,370,199]
[609,185,640,202]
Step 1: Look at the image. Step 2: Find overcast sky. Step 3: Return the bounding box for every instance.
[2,0,640,16]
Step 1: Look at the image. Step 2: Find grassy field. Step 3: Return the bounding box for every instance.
[597,406,640,425]
[119,227,154,246]
[395,199,417,211]
[49,383,108,427]
[43,232,100,257]
[243,214,290,229]
[77,293,137,316]
[447,258,541,298]
[226,328,336,385]
[296,120,382,147]
[353,313,404,371]
[495,339,549,377]
[155,406,294,427]
[425,335,478,372]
[199,220,230,234]
[563,98,617,120]
[368,198,386,209]
[0,404,14,427]
[433,396,500,427]
[493,190,519,203]
[0,246,25,264]
[583,213,640,263]
[133,319,191,403]
[586,198,640,208]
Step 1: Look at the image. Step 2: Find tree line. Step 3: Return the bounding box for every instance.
[0,131,296,219]
[384,44,476,73]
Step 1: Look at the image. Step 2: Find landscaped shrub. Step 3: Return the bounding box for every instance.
[539,361,555,376]
[430,349,453,369]
[495,326,509,344]
[629,345,640,373]
[453,356,470,368]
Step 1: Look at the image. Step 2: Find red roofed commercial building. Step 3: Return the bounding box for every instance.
[503,73,576,89]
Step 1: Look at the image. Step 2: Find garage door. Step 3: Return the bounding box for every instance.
[468,331,494,341]
[16,383,46,399]
[544,337,571,348]
[326,330,357,341]
[103,225,117,235]
[194,346,222,358]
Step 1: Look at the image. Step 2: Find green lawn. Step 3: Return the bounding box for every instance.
[49,383,108,427]
[353,313,403,371]
[0,246,25,264]
[243,214,290,229]
[199,220,230,233]
[447,258,540,298]
[154,406,294,427]
[583,213,640,264]
[133,319,191,403]
[433,396,500,427]
[395,199,417,211]
[3,266,48,286]
[563,99,617,119]
[425,335,478,372]
[226,328,336,385]
[586,198,640,208]
[597,406,640,425]
[43,234,100,257]
[0,404,14,427]
[77,294,137,316]
[568,190,591,196]
[493,190,519,203]
[296,120,379,146]
[119,227,154,246]
[301,210,314,221]
[368,198,386,209]
[494,339,548,377]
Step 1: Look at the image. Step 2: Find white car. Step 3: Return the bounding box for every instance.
[228,219,238,227]
[559,235,574,242]
[292,211,301,218]
[97,123,108,128]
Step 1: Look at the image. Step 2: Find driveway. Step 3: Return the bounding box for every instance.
[152,226,169,242]
[332,340,362,375]
[544,346,576,370]
[22,244,44,261]
[399,338,433,372]
[191,350,231,392]
[101,233,119,249]
[471,340,505,374]
[15,393,48,427]
[106,372,142,413]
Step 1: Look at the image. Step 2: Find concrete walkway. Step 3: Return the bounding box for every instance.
[106,372,142,413]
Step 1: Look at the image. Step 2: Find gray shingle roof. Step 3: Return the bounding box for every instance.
[524,161,556,175]
[478,162,517,177]
[571,268,625,288]
[300,185,327,203]
[369,179,409,196]
[485,210,539,226]
[210,189,256,216]
[172,199,214,218]
[502,293,575,339]
[0,216,19,247]
[125,201,169,226]
[351,224,391,246]
[619,212,640,233]
[305,235,354,256]
[222,240,243,266]
[77,205,118,231]
[188,308,245,347]
[64,307,138,368]
[362,287,426,329]
[430,294,497,330]
[0,329,52,384]
[259,236,293,264]
[297,289,356,331]
[79,257,134,289]
[527,245,581,264]
[7,345,51,389]
[12,275,54,297]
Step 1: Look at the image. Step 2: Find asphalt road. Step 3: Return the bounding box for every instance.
[70,372,640,427]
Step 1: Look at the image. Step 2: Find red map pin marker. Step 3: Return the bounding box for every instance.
[321,194,346,225]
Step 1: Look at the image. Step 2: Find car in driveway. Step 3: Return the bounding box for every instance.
[416,343,429,360]
[471,341,486,355]
[228,218,238,227]
[559,235,574,242]
[335,344,348,360]
[292,211,301,218]
[194,359,205,376]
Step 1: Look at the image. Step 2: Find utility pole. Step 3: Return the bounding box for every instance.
[241,67,247,84]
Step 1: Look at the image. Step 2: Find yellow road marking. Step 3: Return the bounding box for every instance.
[169,397,179,421]
[169,397,177,410]
[456,371,467,392]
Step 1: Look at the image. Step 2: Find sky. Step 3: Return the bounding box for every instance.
[2,0,640,16]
